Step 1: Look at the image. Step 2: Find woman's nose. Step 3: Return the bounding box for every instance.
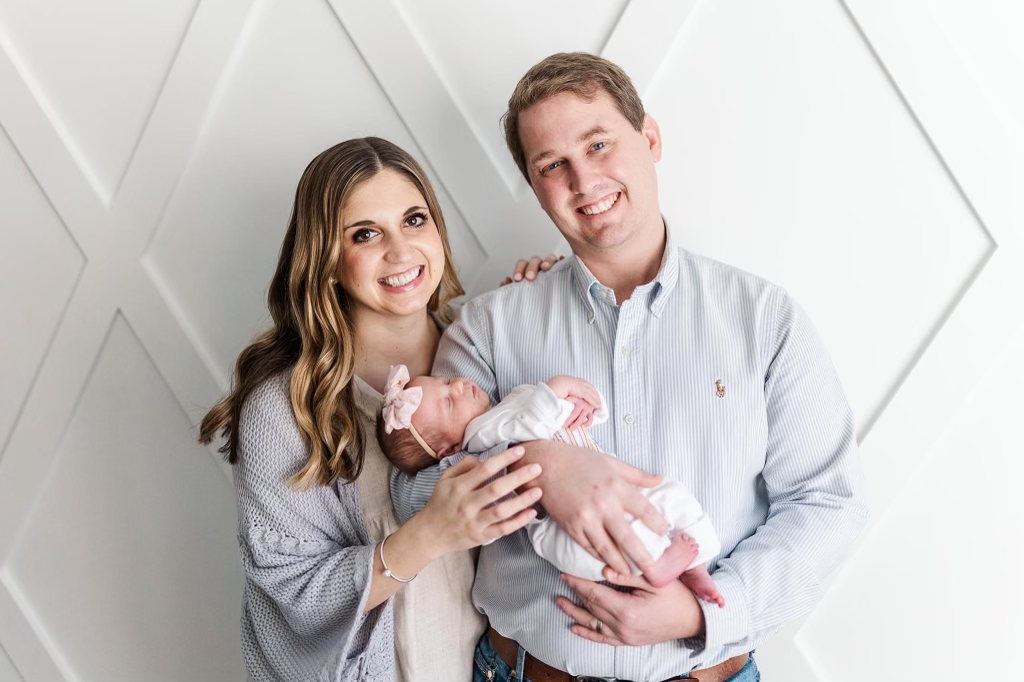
[384,231,415,263]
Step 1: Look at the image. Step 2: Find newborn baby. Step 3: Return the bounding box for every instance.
[377,364,723,604]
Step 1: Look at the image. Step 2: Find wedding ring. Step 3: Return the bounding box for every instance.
[595,619,603,635]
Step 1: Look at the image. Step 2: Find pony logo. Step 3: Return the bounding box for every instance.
[715,380,726,398]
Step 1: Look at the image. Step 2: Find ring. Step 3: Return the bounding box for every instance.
[595,619,603,635]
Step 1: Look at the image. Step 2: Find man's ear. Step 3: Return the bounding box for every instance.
[642,113,663,163]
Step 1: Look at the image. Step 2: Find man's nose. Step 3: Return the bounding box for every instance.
[569,161,600,196]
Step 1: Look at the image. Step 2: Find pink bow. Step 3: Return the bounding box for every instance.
[382,365,423,433]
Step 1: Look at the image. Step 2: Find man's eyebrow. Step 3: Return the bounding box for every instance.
[576,126,609,144]
[528,126,610,167]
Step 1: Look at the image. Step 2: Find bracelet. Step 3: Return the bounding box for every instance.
[378,533,416,583]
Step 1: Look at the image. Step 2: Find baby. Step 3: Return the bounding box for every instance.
[377,364,724,604]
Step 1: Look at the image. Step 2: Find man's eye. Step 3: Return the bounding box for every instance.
[591,141,606,152]
[543,160,563,173]
[353,229,377,242]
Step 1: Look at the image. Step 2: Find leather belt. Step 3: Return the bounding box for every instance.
[487,626,749,682]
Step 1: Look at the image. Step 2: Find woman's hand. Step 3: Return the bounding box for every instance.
[516,441,668,576]
[419,447,543,554]
[500,253,564,286]
[555,568,706,646]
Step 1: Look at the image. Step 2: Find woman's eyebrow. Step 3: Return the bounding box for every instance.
[403,206,427,216]
[342,219,376,230]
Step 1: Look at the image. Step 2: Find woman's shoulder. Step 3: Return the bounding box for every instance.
[236,370,308,476]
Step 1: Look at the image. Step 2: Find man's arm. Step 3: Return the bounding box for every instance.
[392,297,668,576]
[694,292,869,651]
[558,291,870,651]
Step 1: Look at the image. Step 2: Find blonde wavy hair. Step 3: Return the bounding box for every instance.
[198,137,464,489]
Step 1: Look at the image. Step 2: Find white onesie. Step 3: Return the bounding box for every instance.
[463,382,721,580]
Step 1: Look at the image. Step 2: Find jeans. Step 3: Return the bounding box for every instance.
[472,632,760,682]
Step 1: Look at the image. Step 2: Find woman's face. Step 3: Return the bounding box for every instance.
[336,169,446,319]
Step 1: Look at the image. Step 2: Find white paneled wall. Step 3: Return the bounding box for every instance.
[0,1,1021,680]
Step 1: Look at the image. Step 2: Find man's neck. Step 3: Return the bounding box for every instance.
[351,308,440,393]
[579,230,667,305]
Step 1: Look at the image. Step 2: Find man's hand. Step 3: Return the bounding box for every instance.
[516,440,668,575]
[555,568,706,646]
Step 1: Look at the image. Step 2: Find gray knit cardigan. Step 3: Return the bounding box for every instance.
[233,372,394,681]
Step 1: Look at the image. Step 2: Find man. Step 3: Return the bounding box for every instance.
[395,52,868,681]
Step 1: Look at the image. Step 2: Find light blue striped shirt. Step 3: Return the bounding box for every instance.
[393,231,869,680]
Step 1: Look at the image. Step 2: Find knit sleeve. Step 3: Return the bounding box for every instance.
[233,374,390,682]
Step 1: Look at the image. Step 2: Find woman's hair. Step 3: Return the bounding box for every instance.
[501,52,645,183]
[198,137,464,489]
[375,413,438,476]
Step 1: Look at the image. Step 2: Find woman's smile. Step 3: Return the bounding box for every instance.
[378,265,426,292]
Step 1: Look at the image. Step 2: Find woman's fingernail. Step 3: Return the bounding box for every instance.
[513,446,525,457]
[529,464,542,475]
[514,274,522,281]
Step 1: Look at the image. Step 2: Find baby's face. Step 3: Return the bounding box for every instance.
[409,375,490,457]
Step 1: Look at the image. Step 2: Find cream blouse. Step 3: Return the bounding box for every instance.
[352,375,486,681]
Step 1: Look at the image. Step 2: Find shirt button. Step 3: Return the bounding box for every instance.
[624,414,635,425]
[622,346,632,356]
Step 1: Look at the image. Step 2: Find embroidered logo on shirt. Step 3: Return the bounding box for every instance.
[715,380,726,398]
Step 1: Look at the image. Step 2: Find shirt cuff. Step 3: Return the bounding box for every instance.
[684,569,749,653]
[529,382,575,426]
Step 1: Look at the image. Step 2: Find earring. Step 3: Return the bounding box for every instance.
[329,277,336,285]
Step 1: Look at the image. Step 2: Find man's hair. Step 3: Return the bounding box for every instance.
[376,412,437,476]
[501,52,646,183]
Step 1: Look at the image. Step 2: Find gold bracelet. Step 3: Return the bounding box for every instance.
[379,533,416,583]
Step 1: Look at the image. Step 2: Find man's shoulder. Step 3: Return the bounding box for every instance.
[461,259,574,318]
[677,247,787,303]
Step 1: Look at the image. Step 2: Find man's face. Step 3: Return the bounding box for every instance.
[518,90,663,259]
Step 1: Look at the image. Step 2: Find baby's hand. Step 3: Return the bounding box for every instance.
[564,396,596,431]
[546,376,601,430]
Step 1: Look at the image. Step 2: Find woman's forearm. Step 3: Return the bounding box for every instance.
[362,512,442,612]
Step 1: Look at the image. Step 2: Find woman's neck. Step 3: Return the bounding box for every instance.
[351,308,441,394]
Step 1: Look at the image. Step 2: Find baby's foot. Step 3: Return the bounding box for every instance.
[643,533,700,588]
[680,565,725,608]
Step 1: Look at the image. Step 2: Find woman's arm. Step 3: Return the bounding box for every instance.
[362,448,542,612]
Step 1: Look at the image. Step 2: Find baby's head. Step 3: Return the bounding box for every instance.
[376,366,490,475]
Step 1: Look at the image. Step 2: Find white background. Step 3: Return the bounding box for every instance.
[1,1,1022,680]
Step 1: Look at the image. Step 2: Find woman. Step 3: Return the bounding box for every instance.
[199,137,555,681]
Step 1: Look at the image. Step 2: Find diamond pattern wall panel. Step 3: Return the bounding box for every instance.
[801,327,1024,680]
[646,0,992,435]
[397,0,629,191]
[6,315,243,682]
[148,0,485,380]
[0,0,199,204]
[0,126,83,451]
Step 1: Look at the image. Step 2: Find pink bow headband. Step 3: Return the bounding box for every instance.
[381,365,438,459]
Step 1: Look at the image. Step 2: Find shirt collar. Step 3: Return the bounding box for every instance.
[571,222,680,323]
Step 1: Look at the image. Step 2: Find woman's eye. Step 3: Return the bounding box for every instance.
[353,228,378,243]
[406,212,428,228]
